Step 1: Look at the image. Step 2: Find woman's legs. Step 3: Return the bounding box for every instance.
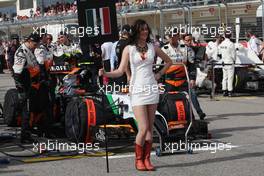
[145,104,157,141]
[143,104,157,171]
[132,105,148,171]
[133,105,149,146]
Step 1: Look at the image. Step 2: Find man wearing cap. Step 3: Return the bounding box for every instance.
[157,33,186,64]
[13,33,41,143]
[158,32,206,120]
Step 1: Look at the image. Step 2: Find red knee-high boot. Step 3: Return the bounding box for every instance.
[144,140,155,171]
[135,143,147,171]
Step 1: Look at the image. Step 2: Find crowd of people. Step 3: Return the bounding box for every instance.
[42,1,78,17]
[115,0,236,11]
[0,1,77,23]
[0,0,251,23]
[0,12,16,22]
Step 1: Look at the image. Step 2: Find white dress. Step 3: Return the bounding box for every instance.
[129,43,159,107]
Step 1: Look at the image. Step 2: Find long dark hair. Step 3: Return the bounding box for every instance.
[130,19,152,45]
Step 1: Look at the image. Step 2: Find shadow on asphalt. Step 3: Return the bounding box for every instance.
[207,112,264,122]
[156,151,264,169]
[211,126,264,134]
[208,126,264,140]
[210,133,232,139]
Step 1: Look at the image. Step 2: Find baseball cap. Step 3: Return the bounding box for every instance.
[26,33,41,43]
[121,24,131,34]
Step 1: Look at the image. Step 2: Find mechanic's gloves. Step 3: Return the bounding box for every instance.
[13,73,28,104]
[13,73,25,93]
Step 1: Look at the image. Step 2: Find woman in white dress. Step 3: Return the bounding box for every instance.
[99,19,172,171]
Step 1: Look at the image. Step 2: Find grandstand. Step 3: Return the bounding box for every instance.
[0,0,263,40]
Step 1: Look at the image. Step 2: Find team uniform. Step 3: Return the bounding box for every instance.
[206,41,220,61]
[218,38,236,94]
[35,43,54,76]
[13,43,41,141]
[157,43,197,91]
[248,35,261,56]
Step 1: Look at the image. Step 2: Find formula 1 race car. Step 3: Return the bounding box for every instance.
[196,37,264,93]
[2,58,209,153]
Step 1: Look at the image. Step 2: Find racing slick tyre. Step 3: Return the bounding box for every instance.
[0,103,3,119]
[3,89,20,127]
[234,68,248,91]
[65,98,87,143]
[65,95,117,143]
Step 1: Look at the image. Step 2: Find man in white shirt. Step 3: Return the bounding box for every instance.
[101,41,113,72]
[206,35,224,61]
[158,33,206,120]
[218,33,236,97]
[110,40,118,71]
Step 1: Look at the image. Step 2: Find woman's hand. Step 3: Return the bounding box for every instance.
[98,68,105,76]
[154,47,172,80]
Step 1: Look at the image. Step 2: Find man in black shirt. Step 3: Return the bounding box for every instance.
[110,24,131,87]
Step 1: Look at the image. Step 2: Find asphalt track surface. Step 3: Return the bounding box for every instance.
[0,70,264,176]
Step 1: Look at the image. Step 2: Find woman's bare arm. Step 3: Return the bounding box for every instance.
[154,47,172,79]
[125,65,131,83]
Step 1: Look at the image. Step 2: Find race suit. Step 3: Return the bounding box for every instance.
[158,43,205,118]
[206,41,219,61]
[13,43,41,137]
[35,43,53,67]
[218,38,236,92]
[157,43,197,90]
[35,43,54,126]
[53,43,82,67]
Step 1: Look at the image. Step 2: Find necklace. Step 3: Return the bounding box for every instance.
[136,44,148,53]
[136,44,148,60]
